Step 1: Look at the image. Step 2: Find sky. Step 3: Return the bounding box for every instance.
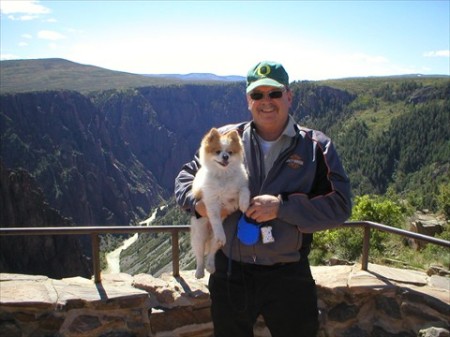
[1,0,449,81]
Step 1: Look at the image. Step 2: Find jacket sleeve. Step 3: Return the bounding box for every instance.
[174,155,201,217]
[277,134,352,233]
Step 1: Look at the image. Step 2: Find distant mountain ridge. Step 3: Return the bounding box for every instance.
[0,58,173,93]
[143,73,245,82]
[2,58,447,95]
[0,58,243,94]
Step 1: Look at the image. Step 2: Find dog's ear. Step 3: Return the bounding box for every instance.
[206,128,220,141]
[227,130,240,143]
[209,127,219,135]
[201,128,220,149]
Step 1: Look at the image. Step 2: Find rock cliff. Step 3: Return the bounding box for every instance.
[0,164,90,278]
[1,90,163,227]
[0,84,253,229]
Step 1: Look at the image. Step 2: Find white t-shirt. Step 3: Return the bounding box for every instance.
[255,116,297,177]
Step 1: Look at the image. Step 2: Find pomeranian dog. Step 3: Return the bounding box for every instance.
[191,128,250,278]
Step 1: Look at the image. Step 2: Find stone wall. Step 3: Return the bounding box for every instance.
[0,263,448,337]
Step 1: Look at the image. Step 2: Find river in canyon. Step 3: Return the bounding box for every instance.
[102,206,164,274]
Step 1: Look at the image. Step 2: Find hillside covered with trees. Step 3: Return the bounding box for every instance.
[0,59,448,277]
[305,77,450,211]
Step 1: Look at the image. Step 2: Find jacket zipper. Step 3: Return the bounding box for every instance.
[260,135,299,192]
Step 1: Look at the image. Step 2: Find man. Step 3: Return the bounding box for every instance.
[175,61,352,337]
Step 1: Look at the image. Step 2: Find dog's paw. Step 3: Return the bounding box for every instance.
[239,198,250,213]
[214,232,226,247]
[206,255,216,274]
[195,268,205,279]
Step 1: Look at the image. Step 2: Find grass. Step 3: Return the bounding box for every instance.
[350,100,407,137]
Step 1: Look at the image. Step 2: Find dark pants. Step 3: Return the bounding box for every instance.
[209,250,319,337]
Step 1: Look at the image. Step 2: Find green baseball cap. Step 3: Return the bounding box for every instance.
[246,61,289,93]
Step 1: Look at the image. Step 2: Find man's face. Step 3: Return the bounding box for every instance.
[247,85,292,136]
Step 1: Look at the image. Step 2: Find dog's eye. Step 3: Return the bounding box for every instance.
[228,151,233,155]
[216,150,221,155]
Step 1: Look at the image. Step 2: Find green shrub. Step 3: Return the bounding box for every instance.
[312,194,407,263]
[437,182,450,218]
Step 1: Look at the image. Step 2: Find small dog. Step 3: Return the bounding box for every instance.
[190,128,250,279]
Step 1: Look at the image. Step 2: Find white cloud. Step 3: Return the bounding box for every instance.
[423,50,450,57]
[38,30,66,41]
[7,14,38,21]
[1,0,50,21]
[46,43,58,51]
[0,0,50,15]
[21,34,33,39]
[18,42,29,47]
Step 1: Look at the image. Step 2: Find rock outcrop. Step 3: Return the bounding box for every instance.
[409,211,446,250]
[0,164,90,279]
[1,263,448,337]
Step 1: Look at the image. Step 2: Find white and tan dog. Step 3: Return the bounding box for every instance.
[190,128,250,279]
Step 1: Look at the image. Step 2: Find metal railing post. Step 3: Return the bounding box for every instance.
[172,230,180,277]
[91,233,101,283]
[361,225,371,271]
[1,222,449,279]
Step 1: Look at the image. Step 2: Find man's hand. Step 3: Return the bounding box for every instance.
[245,195,280,223]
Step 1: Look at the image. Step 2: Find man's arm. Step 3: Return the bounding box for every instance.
[174,157,201,217]
[277,137,352,232]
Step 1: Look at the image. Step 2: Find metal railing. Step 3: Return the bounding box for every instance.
[0,221,449,283]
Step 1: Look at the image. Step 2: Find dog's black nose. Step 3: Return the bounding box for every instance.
[222,154,229,161]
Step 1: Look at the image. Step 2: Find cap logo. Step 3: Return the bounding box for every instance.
[257,65,271,77]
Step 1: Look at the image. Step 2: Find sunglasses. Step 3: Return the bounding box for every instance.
[250,90,284,101]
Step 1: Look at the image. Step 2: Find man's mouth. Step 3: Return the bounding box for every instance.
[261,107,276,113]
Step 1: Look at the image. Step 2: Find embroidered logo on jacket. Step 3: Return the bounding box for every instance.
[286,154,304,169]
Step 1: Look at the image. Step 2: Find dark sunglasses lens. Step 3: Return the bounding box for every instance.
[269,91,283,99]
[250,92,264,100]
[250,91,283,100]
